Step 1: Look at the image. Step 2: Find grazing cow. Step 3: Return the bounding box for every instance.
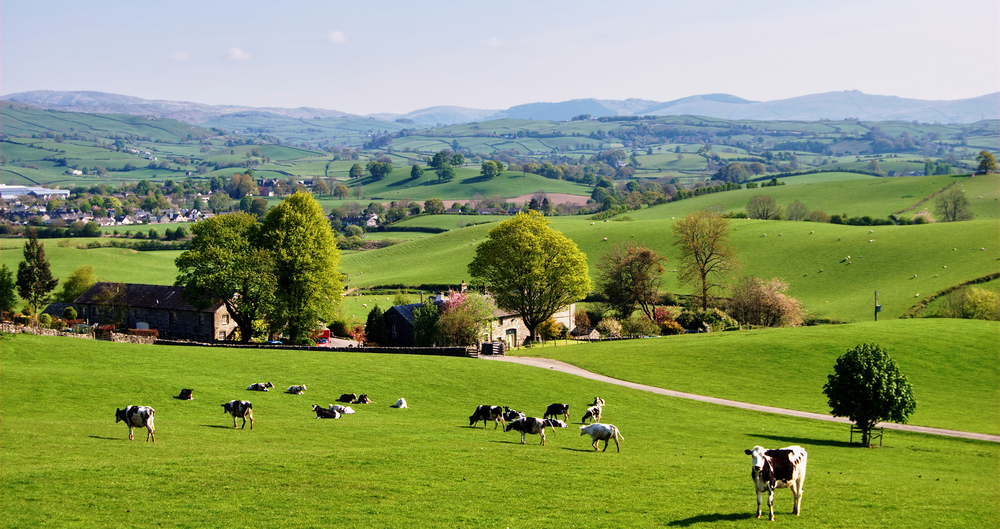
[504,417,548,445]
[337,393,357,403]
[542,418,568,433]
[356,394,373,404]
[222,400,254,429]
[579,423,624,452]
[544,403,569,422]
[176,388,194,400]
[286,385,307,395]
[328,404,355,415]
[391,398,408,408]
[582,406,602,424]
[502,406,525,422]
[745,445,808,521]
[312,404,341,419]
[469,405,505,430]
[591,397,605,407]
[115,406,155,442]
[247,382,274,392]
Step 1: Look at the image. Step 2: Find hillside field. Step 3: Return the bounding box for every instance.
[1,333,996,528]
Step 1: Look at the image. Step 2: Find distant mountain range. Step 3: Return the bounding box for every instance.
[3,89,997,126]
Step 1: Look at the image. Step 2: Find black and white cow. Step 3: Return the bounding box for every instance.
[286,385,307,395]
[591,397,605,408]
[744,445,808,521]
[543,403,569,422]
[579,423,624,452]
[328,404,355,415]
[469,405,505,429]
[502,406,525,422]
[115,406,155,442]
[542,418,568,433]
[337,393,357,403]
[176,388,194,400]
[222,400,254,429]
[247,382,274,391]
[356,394,373,404]
[581,406,602,424]
[312,404,341,419]
[504,417,548,445]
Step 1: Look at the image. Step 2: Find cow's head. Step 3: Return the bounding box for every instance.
[222,402,232,413]
[115,408,126,423]
[265,382,274,388]
[745,446,768,476]
[504,419,522,433]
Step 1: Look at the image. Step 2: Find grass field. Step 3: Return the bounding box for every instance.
[511,319,1000,435]
[1,333,996,527]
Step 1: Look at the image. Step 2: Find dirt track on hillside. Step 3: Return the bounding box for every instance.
[483,355,1000,443]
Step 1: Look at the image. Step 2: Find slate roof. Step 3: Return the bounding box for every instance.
[74,282,224,312]
[385,303,424,325]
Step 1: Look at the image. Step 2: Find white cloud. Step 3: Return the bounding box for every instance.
[483,37,506,47]
[227,48,251,61]
[326,31,347,44]
[169,52,191,61]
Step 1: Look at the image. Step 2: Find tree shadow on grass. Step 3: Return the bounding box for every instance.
[459,175,491,185]
[386,176,421,188]
[667,512,755,526]
[747,433,853,448]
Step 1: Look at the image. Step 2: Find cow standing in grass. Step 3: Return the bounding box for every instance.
[115,406,155,442]
[222,400,254,429]
[745,445,808,521]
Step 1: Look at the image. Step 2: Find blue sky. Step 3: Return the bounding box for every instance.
[2,0,997,115]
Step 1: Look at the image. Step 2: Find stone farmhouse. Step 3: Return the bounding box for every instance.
[71,282,236,341]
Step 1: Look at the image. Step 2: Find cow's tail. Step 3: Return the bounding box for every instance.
[614,426,624,441]
[146,407,155,419]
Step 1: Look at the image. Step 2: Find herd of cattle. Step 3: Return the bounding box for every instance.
[467,397,625,453]
[115,390,808,519]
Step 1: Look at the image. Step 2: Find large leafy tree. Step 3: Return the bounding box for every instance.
[54,265,98,303]
[976,150,998,174]
[823,343,917,447]
[0,263,17,321]
[260,192,343,343]
[595,242,666,320]
[672,210,740,310]
[175,212,276,343]
[468,210,590,342]
[16,229,59,321]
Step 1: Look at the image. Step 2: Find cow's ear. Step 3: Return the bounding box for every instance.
[744,449,753,455]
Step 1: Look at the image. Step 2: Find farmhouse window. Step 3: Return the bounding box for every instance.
[198,314,205,325]
[221,314,229,324]
[218,331,225,340]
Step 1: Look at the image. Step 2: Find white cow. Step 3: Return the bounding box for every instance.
[391,398,408,408]
[744,445,808,521]
[286,385,307,395]
[579,423,623,452]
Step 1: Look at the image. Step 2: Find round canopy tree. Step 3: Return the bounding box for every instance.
[823,343,917,447]
[468,210,590,343]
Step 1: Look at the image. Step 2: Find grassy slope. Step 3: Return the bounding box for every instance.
[1,334,996,528]
[513,319,999,435]
[0,239,181,288]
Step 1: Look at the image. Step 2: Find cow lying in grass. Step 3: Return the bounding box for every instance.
[542,418,568,433]
[504,417,548,445]
[286,385,307,395]
[337,393,357,403]
[328,404,355,415]
[357,394,374,404]
[312,405,341,419]
[247,382,274,391]
[115,406,155,442]
[503,406,525,422]
[579,423,623,452]
[469,405,505,429]
[391,398,408,408]
[222,400,254,429]
[176,388,193,400]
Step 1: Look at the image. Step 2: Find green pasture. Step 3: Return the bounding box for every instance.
[342,167,592,202]
[0,334,996,527]
[516,319,999,435]
[340,213,999,323]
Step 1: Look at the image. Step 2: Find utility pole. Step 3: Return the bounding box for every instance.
[874,291,880,321]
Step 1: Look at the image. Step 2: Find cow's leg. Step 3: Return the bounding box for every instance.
[602,438,609,452]
[767,487,775,521]
[755,490,762,518]
[592,439,599,451]
[521,433,526,444]
[146,424,154,442]
[128,426,134,441]
[614,437,620,453]
[248,412,254,430]
[792,480,802,515]
[540,431,545,446]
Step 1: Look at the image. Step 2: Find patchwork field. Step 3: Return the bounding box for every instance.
[1,334,996,528]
